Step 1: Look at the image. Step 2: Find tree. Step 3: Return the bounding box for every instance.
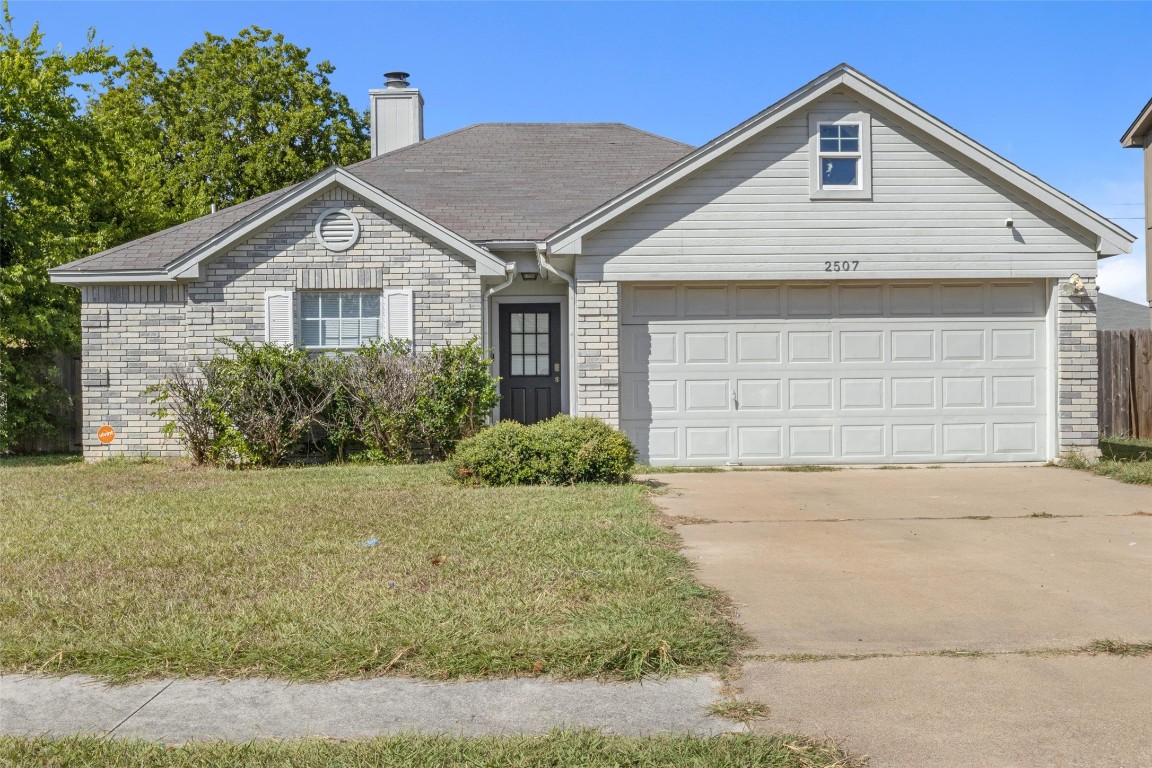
[91,26,370,222]
[0,4,115,450]
[1,13,370,452]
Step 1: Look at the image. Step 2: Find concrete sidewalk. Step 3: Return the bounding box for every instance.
[0,674,741,742]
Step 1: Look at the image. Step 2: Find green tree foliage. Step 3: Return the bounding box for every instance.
[91,26,370,223]
[1,8,370,451]
[0,5,116,450]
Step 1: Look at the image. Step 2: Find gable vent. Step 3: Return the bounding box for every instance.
[314,208,361,252]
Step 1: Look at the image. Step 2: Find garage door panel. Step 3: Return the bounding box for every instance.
[942,377,985,408]
[841,378,885,409]
[838,285,884,316]
[789,332,833,362]
[841,425,886,457]
[685,380,731,411]
[738,426,783,458]
[840,331,884,362]
[737,379,781,410]
[620,281,1049,464]
[737,332,780,362]
[684,333,728,363]
[790,426,836,458]
[686,427,730,460]
[891,330,935,361]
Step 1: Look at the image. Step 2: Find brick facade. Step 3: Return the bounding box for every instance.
[1057,278,1100,455]
[575,280,620,426]
[79,187,483,458]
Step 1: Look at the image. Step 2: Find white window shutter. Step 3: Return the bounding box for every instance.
[264,290,295,347]
[384,289,414,347]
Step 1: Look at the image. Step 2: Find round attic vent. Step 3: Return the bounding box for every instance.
[314,208,361,252]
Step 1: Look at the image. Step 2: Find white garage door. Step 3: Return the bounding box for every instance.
[620,281,1051,465]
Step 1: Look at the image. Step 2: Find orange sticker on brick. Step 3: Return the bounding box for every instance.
[97,425,116,444]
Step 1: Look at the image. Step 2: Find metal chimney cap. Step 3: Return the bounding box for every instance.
[384,72,411,89]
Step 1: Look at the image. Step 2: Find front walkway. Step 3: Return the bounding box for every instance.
[1,674,738,741]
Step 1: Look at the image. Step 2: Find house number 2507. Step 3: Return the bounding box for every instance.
[824,260,860,272]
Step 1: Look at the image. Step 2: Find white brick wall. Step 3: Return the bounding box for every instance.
[79,188,484,459]
[575,280,620,426]
[1057,278,1099,453]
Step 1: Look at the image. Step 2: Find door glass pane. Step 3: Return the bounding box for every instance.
[510,313,523,333]
[511,355,524,376]
[536,356,549,375]
[524,335,536,354]
[510,335,523,354]
[524,314,536,333]
[536,313,549,331]
[537,334,549,354]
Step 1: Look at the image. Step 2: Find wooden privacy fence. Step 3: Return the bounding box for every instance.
[1098,329,1152,439]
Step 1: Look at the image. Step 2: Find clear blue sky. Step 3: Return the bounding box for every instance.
[12,0,1151,303]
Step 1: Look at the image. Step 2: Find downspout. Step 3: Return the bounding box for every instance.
[537,243,578,416]
[482,261,517,419]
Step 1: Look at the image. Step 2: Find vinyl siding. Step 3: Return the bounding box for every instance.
[579,92,1098,282]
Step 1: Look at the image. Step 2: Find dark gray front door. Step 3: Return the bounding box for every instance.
[499,303,562,424]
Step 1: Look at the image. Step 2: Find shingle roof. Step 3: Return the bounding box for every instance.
[55,123,691,274]
[1098,293,1151,330]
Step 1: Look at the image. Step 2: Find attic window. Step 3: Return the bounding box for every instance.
[314,208,361,252]
[809,112,872,200]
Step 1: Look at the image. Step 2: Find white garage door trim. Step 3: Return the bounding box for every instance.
[620,281,1053,465]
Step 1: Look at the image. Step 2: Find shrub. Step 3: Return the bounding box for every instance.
[151,338,498,467]
[150,340,331,467]
[323,338,498,462]
[449,415,636,486]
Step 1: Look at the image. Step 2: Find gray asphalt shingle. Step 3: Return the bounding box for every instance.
[55,124,691,274]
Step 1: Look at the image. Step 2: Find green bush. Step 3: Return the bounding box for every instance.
[149,340,330,468]
[449,415,636,486]
[150,338,498,467]
[322,338,498,463]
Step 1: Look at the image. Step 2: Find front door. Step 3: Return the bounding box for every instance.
[499,303,562,424]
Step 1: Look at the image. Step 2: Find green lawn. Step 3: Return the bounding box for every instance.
[0,733,861,768]
[1063,441,1152,486]
[0,459,744,681]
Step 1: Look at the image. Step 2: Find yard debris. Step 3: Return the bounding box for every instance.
[431,555,446,566]
[363,538,378,547]
[387,580,396,589]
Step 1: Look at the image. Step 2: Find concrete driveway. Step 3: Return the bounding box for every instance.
[650,466,1152,768]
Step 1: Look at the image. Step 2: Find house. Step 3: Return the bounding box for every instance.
[1098,293,1152,331]
[50,65,1136,465]
[1120,98,1152,328]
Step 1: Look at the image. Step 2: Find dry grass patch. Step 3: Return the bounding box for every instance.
[0,733,862,768]
[0,460,744,682]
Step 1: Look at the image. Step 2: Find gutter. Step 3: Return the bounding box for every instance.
[482,262,517,422]
[536,243,578,416]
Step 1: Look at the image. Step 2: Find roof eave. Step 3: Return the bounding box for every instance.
[48,269,177,286]
[1121,98,1152,148]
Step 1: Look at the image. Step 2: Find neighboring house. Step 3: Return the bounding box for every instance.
[1121,98,1152,328]
[1098,293,1152,331]
[50,65,1136,465]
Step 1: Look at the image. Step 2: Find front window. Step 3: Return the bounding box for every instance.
[300,291,381,349]
[818,123,861,188]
